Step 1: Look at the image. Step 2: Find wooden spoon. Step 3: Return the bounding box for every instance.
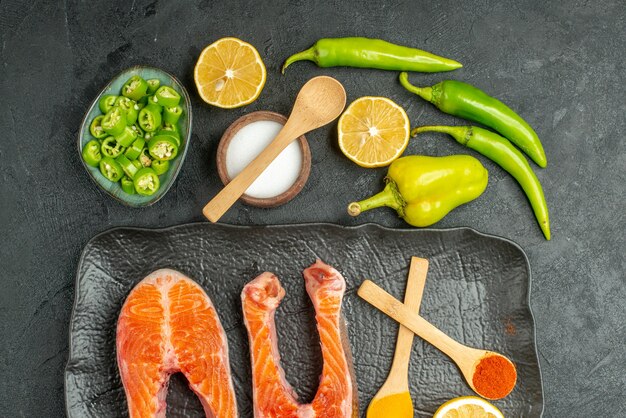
[366,257,429,418]
[203,76,346,222]
[358,280,517,400]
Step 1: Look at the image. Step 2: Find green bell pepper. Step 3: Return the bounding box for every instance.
[348,155,488,227]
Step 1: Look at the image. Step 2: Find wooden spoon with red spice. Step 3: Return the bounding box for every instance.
[358,280,517,400]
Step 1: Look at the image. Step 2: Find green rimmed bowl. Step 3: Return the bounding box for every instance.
[78,66,192,207]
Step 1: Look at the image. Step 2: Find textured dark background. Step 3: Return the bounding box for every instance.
[0,0,624,416]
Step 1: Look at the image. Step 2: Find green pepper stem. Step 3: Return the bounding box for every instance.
[348,181,405,218]
[399,72,433,102]
[411,125,471,146]
[281,46,317,74]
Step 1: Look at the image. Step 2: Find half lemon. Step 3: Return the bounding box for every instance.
[337,96,410,168]
[194,37,266,108]
[433,396,505,418]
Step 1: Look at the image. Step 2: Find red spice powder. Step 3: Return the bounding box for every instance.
[472,354,517,399]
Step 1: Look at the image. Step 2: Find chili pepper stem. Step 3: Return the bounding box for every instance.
[399,72,433,102]
[281,47,316,74]
[411,125,470,145]
[348,181,405,218]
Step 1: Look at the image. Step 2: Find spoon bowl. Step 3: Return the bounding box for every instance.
[203,76,346,222]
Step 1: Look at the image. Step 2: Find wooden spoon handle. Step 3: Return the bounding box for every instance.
[203,124,299,222]
[387,257,429,381]
[358,280,467,362]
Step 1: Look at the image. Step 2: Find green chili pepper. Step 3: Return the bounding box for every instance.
[82,140,102,167]
[155,129,180,146]
[133,167,160,195]
[101,106,127,136]
[139,147,152,167]
[282,37,462,74]
[116,154,139,179]
[122,75,149,101]
[114,126,138,147]
[89,115,108,139]
[137,95,149,109]
[120,176,136,194]
[115,96,139,125]
[399,72,547,168]
[99,156,124,182]
[148,135,178,161]
[154,86,181,107]
[161,122,179,134]
[132,160,142,170]
[348,155,488,227]
[147,78,161,95]
[131,122,145,138]
[98,95,118,114]
[124,137,145,160]
[413,125,550,240]
[101,136,125,158]
[151,159,170,175]
[163,105,182,125]
[138,104,162,132]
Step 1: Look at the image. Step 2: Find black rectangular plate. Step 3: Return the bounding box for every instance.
[65,223,543,417]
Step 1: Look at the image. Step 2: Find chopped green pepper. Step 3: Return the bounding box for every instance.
[155,129,180,146]
[115,96,139,125]
[132,160,142,170]
[133,167,160,195]
[131,122,145,138]
[154,86,181,107]
[89,115,108,139]
[122,75,149,101]
[114,126,138,147]
[138,104,162,132]
[101,136,125,158]
[151,159,170,175]
[148,135,179,161]
[161,122,179,134]
[99,156,124,182]
[101,106,127,136]
[147,79,161,95]
[116,154,139,179]
[82,140,102,167]
[98,95,118,114]
[120,176,136,194]
[163,105,182,125]
[139,148,152,167]
[124,137,145,160]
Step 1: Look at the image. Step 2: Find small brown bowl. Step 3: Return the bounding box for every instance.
[216,111,311,208]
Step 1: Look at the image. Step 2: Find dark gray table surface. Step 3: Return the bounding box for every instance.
[1,0,624,416]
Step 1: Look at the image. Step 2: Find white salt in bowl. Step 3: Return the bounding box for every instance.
[216,111,311,208]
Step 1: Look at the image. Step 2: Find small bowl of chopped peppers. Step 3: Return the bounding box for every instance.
[78,65,192,207]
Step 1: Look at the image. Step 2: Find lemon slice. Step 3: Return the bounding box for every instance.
[194,37,266,108]
[337,96,410,168]
[433,396,505,418]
